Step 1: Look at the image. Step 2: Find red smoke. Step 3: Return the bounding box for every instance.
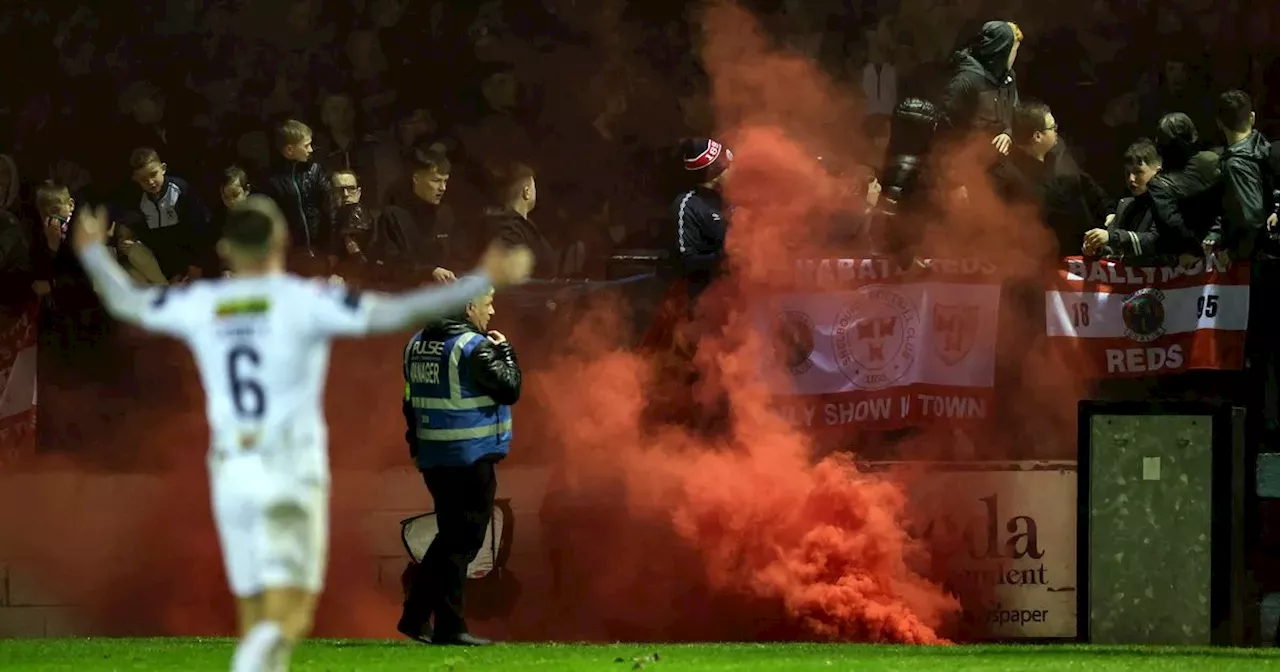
[529,1,962,643]
[528,0,1085,644]
[0,0,1086,645]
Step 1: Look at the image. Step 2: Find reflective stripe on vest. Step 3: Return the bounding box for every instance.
[410,333,497,410]
[412,332,510,445]
[416,418,514,442]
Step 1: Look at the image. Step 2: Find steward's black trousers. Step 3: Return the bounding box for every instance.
[401,460,498,636]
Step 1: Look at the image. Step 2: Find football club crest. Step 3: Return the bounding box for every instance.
[932,304,980,366]
[833,286,920,390]
[771,311,815,375]
[1121,288,1166,342]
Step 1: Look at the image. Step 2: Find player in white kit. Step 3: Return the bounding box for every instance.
[71,196,533,672]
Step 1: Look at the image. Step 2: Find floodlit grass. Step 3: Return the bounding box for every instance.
[0,639,1278,671]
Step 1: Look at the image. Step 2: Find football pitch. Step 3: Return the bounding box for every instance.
[1,640,1279,671]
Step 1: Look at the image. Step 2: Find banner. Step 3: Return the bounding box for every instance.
[760,258,1001,430]
[877,461,1077,639]
[1045,257,1250,377]
[0,302,38,464]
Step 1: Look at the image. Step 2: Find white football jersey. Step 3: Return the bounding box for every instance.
[77,243,492,478]
[139,276,375,476]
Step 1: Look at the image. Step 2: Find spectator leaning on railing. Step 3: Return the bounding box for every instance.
[1083,139,1163,260]
[1146,112,1222,264]
[1211,90,1274,261]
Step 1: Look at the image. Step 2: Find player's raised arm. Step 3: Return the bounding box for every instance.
[72,205,164,328]
[314,243,535,336]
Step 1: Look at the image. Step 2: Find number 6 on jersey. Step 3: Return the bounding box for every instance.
[227,345,265,419]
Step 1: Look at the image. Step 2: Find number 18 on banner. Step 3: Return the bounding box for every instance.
[1046,257,1249,377]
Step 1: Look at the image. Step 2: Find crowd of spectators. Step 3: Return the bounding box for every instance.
[0,1,1272,335]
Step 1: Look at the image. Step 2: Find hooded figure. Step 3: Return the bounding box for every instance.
[941,21,1022,144]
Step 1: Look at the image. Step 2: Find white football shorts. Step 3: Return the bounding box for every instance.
[209,452,330,597]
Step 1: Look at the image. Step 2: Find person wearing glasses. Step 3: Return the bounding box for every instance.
[988,99,1113,261]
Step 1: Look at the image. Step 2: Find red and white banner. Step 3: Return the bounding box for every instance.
[1045,257,1250,377]
[0,301,38,464]
[761,258,1001,430]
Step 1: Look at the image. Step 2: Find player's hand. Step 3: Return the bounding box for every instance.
[70,205,109,254]
[480,243,534,288]
[432,266,457,283]
[487,330,507,345]
[992,133,1013,155]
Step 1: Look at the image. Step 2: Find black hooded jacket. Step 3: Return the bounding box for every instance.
[1217,130,1274,256]
[941,21,1020,138]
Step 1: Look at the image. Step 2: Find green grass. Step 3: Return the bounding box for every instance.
[0,640,1278,671]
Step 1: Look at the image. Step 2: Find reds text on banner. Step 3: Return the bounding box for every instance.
[1044,257,1249,377]
[761,258,1001,430]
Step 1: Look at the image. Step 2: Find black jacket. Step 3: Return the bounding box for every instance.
[941,21,1020,138]
[671,186,728,297]
[402,318,522,456]
[1146,150,1222,256]
[485,208,560,279]
[371,198,456,269]
[112,176,212,278]
[1217,130,1273,257]
[989,144,1113,258]
[1103,193,1158,260]
[259,157,335,255]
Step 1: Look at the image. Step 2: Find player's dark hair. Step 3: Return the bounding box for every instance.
[223,195,280,250]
